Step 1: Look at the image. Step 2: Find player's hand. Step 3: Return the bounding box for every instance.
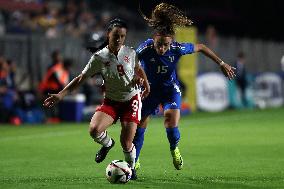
[220,62,236,80]
[43,93,63,108]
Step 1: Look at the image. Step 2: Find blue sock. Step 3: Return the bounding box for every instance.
[166,127,180,150]
[133,127,146,162]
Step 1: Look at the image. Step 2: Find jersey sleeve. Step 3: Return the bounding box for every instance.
[136,39,153,59]
[134,52,141,67]
[172,42,195,55]
[82,54,102,77]
[179,42,195,55]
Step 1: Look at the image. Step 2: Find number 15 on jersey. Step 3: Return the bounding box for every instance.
[157,65,168,74]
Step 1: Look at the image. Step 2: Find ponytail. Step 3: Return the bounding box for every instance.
[86,18,127,54]
[86,39,109,53]
[140,3,193,36]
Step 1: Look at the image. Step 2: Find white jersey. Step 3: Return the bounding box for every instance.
[82,45,139,102]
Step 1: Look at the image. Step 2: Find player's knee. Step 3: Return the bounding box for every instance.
[164,115,172,126]
[139,117,149,128]
[138,122,147,129]
[164,115,178,128]
[164,115,170,124]
[89,123,103,137]
[165,122,179,128]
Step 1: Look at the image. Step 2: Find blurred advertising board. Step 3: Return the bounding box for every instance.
[253,73,283,108]
[197,73,229,112]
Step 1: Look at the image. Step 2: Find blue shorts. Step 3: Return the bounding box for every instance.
[141,85,181,118]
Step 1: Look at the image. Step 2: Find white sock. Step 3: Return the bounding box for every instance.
[123,144,136,169]
[93,131,112,147]
[105,138,113,147]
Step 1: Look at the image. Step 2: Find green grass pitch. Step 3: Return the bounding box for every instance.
[1,108,284,188]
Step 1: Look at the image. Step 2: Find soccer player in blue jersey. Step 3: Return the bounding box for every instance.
[133,3,236,173]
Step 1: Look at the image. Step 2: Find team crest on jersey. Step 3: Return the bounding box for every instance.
[124,56,130,63]
[168,56,174,62]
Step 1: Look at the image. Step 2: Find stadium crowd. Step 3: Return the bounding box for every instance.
[0,0,143,124]
[1,0,283,125]
[0,0,144,38]
[0,49,105,124]
[0,55,45,124]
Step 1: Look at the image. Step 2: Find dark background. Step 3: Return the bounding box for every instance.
[104,0,284,41]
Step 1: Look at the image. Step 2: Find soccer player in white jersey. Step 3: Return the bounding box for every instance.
[43,18,150,180]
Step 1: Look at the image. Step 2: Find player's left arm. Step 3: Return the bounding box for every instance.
[194,43,236,80]
[134,56,150,99]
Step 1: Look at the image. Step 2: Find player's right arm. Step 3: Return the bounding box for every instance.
[43,73,88,108]
[43,55,101,108]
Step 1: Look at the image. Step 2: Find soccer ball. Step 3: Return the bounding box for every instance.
[105,160,132,184]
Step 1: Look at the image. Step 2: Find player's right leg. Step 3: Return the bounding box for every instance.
[89,111,115,163]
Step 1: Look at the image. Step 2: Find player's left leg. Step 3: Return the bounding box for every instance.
[121,121,138,180]
[120,93,141,180]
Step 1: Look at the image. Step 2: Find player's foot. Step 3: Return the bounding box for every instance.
[134,158,140,170]
[130,168,137,180]
[95,139,115,163]
[171,147,183,170]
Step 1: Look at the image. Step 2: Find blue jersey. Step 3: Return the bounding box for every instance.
[137,39,195,116]
[136,39,195,89]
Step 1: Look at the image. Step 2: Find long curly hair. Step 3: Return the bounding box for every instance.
[140,3,193,36]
